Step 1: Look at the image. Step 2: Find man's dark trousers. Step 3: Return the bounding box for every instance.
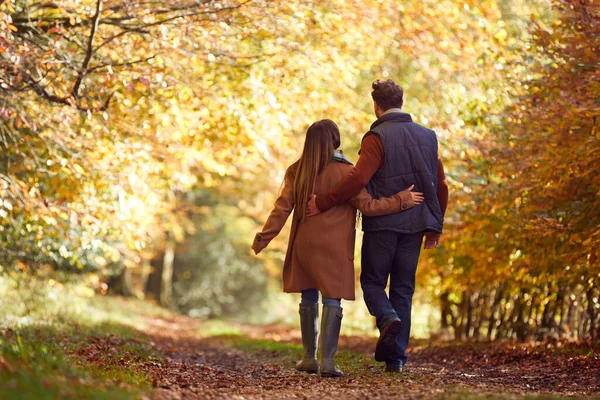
[360,230,424,368]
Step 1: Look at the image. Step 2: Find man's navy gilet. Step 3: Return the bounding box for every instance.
[361,112,444,234]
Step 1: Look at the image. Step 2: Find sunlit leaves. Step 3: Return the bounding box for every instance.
[0,0,394,273]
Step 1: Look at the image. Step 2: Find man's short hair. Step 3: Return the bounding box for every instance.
[371,79,404,110]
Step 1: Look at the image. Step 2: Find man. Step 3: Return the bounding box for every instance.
[307,79,448,372]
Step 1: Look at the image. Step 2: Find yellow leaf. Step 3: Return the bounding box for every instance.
[73,163,85,174]
[8,24,18,32]
[494,28,507,42]
[42,216,57,226]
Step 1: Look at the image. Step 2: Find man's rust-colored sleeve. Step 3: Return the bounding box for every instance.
[437,157,449,217]
[315,134,384,212]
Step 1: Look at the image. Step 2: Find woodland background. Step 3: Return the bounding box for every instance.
[1,0,599,345]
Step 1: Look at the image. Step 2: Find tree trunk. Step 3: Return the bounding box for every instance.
[497,294,509,339]
[454,291,466,340]
[531,299,540,337]
[586,287,596,340]
[540,284,552,329]
[160,236,176,308]
[566,297,576,339]
[472,292,484,340]
[579,306,588,340]
[144,257,163,301]
[557,286,566,336]
[526,295,535,333]
[137,258,152,299]
[463,291,472,339]
[487,287,503,341]
[515,289,528,342]
[440,290,453,340]
[121,266,135,297]
[108,266,136,297]
[440,291,451,330]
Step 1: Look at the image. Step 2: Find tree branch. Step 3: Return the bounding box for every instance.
[94,1,252,51]
[21,74,113,112]
[7,0,253,113]
[71,0,103,98]
[87,55,157,72]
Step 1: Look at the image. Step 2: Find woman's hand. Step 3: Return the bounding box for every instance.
[252,234,264,255]
[404,184,424,205]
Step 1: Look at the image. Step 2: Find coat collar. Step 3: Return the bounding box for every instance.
[370,112,413,130]
[332,149,353,165]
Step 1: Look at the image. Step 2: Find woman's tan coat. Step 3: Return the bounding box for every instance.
[252,161,415,300]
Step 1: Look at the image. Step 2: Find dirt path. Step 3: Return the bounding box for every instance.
[139,315,600,400]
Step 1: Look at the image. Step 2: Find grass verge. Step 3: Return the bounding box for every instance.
[0,272,166,400]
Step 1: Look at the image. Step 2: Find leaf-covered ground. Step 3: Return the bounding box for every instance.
[2,295,599,400]
[139,314,600,400]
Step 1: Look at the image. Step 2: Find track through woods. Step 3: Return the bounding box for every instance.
[132,314,600,399]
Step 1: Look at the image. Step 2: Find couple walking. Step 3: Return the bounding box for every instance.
[252,79,449,376]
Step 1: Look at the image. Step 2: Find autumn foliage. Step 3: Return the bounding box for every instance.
[428,0,600,342]
[0,0,598,341]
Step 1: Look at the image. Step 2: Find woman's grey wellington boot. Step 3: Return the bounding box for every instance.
[319,305,343,377]
[295,303,319,373]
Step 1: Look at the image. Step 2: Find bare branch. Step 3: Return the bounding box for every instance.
[87,55,157,72]
[0,173,28,205]
[6,0,254,113]
[94,1,252,51]
[71,0,103,98]
[20,74,113,113]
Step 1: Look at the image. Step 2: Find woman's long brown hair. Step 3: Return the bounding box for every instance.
[287,119,340,222]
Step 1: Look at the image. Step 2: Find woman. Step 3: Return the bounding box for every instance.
[252,119,423,377]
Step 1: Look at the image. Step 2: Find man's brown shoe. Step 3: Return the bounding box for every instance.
[374,318,402,362]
